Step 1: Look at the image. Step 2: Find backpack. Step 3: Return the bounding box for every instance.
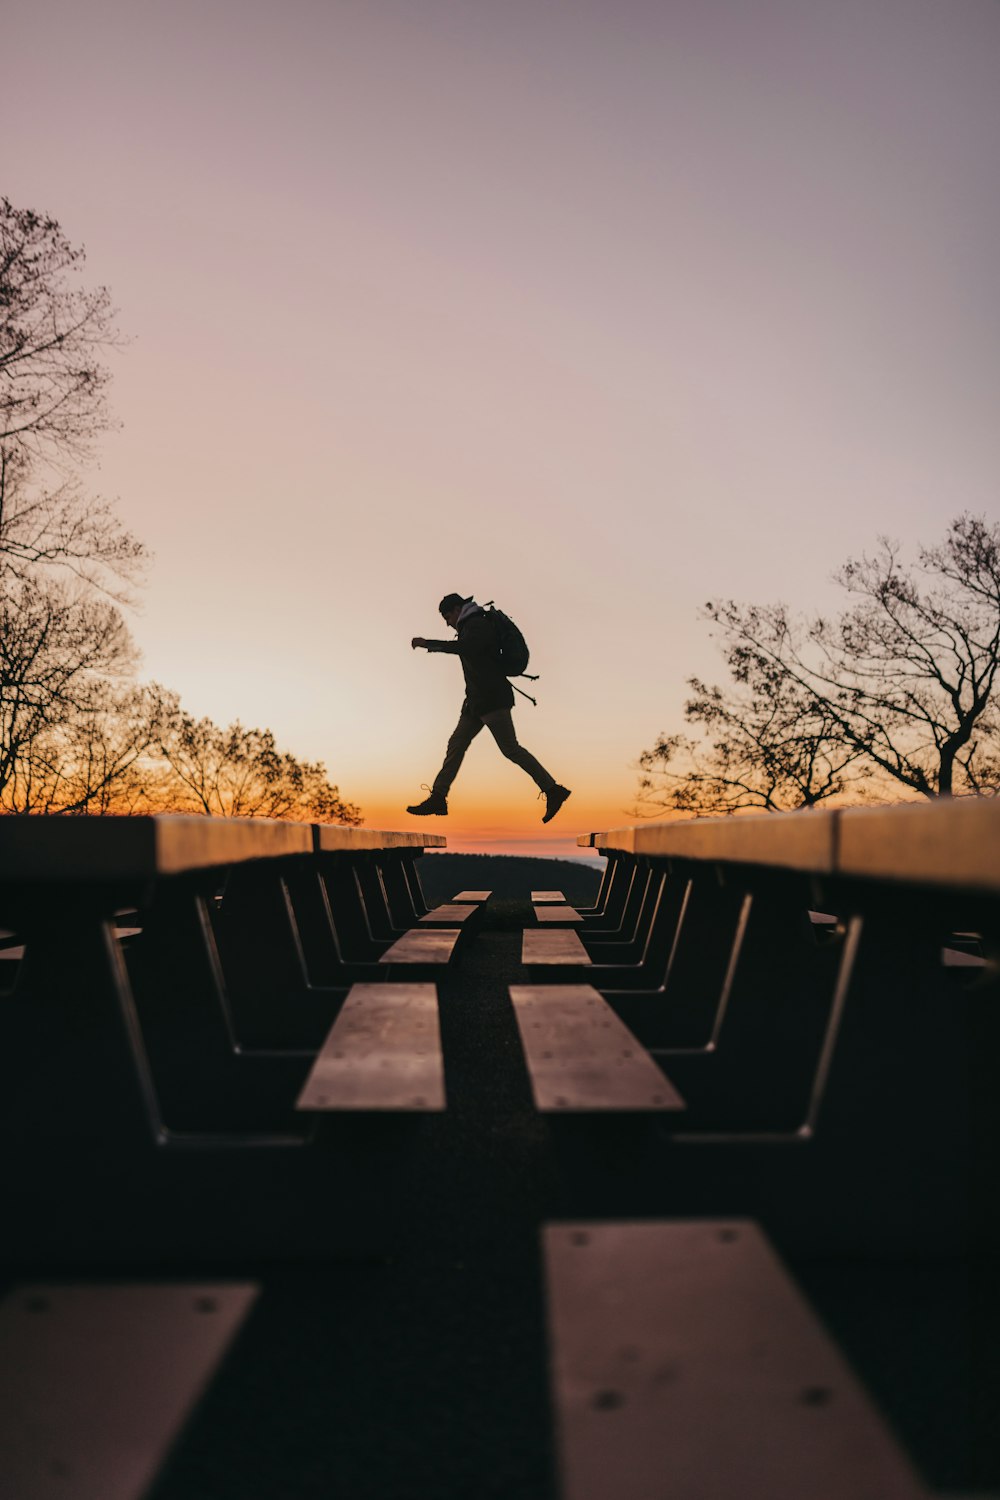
[483,601,540,704]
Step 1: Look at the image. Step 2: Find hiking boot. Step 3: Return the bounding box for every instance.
[406,791,448,816]
[541,785,571,824]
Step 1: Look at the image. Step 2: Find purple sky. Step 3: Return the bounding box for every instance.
[6,0,1000,849]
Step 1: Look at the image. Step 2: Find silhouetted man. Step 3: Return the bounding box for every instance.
[407,593,571,822]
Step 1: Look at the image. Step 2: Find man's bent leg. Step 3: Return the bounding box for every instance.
[482,710,557,791]
[432,708,484,797]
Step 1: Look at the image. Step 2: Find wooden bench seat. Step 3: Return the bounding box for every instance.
[942,945,986,968]
[532,890,566,903]
[452,890,491,902]
[297,984,444,1111]
[533,905,583,924]
[379,929,461,966]
[419,904,479,924]
[522,930,591,966]
[0,1282,259,1500]
[509,986,684,1111]
[544,1220,927,1500]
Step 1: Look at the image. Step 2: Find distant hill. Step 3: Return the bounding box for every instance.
[416,852,602,904]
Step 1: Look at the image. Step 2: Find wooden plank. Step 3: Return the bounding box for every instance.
[594,812,837,874]
[522,931,592,966]
[941,946,985,968]
[0,818,447,882]
[296,984,444,1110]
[588,802,1000,893]
[452,890,491,902]
[509,986,684,1111]
[837,799,1000,894]
[379,929,461,965]
[0,1283,259,1500]
[419,904,478,924]
[544,1220,927,1500]
[312,827,447,853]
[0,815,311,882]
[587,801,1000,893]
[532,890,567,902]
[534,905,583,924]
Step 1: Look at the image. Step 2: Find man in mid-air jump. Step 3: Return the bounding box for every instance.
[407,592,571,823]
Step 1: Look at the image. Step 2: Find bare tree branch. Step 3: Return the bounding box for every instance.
[0,198,121,466]
[637,514,1000,816]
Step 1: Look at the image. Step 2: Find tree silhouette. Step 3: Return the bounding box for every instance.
[0,574,137,807]
[0,446,145,604]
[1,198,362,824]
[156,712,362,823]
[1,198,120,466]
[637,515,1000,816]
[1,196,148,806]
[1,680,169,815]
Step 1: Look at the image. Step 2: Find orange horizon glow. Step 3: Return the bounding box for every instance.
[357,787,624,859]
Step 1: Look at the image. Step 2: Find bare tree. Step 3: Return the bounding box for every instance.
[815,514,1000,796]
[0,680,173,815]
[636,667,866,816]
[0,446,146,603]
[157,712,363,823]
[0,573,136,804]
[0,198,146,601]
[637,514,1000,816]
[0,198,121,466]
[0,197,152,811]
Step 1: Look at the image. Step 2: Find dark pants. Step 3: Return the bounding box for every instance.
[431,706,557,797]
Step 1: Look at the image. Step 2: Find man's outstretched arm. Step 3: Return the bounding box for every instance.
[412,637,461,653]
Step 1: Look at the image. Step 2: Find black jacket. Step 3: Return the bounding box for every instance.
[424,607,514,716]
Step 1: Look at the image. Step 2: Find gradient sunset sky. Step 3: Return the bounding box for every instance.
[6,0,999,853]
